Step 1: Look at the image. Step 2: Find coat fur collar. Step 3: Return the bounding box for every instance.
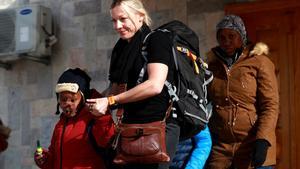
[249,42,269,56]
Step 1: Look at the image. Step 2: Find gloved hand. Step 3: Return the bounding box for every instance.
[251,139,270,167]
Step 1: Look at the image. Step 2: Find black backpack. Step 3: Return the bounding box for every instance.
[138,20,213,139]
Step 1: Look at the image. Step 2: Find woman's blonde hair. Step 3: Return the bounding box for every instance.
[111,0,152,26]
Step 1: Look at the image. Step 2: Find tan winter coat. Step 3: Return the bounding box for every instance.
[207,42,279,167]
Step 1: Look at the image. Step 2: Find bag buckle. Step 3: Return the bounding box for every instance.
[136,128,144,136]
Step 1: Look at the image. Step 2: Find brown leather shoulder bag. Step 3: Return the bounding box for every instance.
[113,120,170,164]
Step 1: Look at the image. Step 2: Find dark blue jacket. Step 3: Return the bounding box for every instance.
[170,126,212,169]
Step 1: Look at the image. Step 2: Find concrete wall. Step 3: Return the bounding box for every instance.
[0,0,249,168]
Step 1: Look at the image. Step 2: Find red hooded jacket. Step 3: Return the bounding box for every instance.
[37,90,115,169]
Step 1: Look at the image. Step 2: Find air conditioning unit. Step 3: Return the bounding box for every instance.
[0,4,53,62]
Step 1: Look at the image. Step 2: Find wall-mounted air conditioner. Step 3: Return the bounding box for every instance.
[0,4,53,63]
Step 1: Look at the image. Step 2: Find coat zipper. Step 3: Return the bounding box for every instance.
[60,118,68,169]
[224,64,237,141]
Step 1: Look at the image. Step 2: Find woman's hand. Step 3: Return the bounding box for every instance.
[86,98,109,117]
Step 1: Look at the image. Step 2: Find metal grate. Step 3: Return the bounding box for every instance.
[0,9,15,53]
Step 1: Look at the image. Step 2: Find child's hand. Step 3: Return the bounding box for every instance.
[34,148,47,166]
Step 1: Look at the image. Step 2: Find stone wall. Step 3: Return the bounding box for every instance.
[0,0,248,168]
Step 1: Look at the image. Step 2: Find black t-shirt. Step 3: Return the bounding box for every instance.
[122,31,175,123]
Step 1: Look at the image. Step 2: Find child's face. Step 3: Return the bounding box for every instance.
[58,91,83,117]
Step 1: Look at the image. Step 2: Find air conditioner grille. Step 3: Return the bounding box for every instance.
[0,10,16,54]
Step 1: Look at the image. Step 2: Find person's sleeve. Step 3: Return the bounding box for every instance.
[0,119,10,152]
[147,31,172,65]
[185,126,212,169]
[36,127,56,169]
[256,56,279,145]
[92,115,115,148]
[0,135,8,152]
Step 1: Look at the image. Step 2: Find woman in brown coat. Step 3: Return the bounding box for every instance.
[206,15,279,169]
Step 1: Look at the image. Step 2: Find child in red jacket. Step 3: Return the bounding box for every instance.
[34,68,115,169]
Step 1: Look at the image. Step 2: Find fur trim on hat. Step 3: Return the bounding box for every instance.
[55,83,79,93]
[250,42,269,56]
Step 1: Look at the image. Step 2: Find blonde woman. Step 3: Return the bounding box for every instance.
[87,0,180,169]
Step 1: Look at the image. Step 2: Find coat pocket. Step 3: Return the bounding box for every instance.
[233,109,257,141]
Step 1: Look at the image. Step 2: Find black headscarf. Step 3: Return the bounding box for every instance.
[109,24,151,84]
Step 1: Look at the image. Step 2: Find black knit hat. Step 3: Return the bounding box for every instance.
[56,68,91,100]
[55,68,91,115]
